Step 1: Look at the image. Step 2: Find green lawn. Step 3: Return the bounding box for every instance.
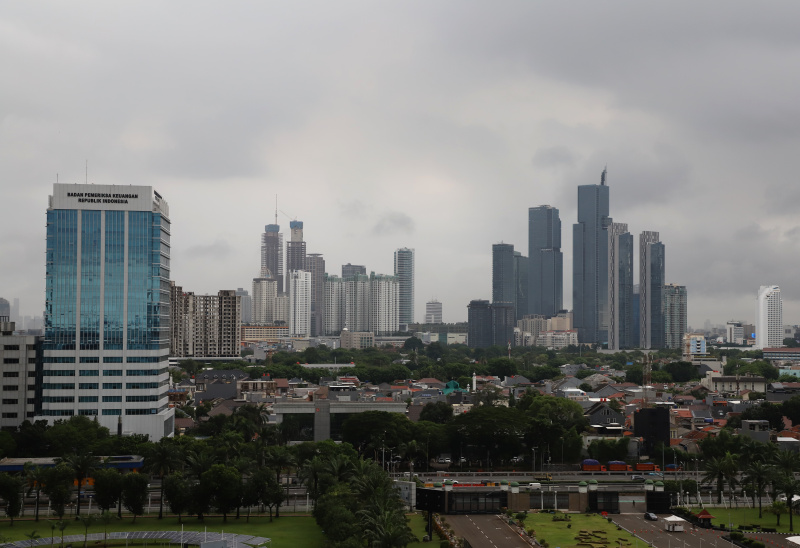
[0,515,325,547]
[522,513,637,548]
[689,506,800,534]
[406,513,432,547]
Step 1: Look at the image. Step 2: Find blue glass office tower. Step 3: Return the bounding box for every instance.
[528,205,562,317]
[573,170,611,345]
[608,223,634,350]
[640,231,665,349]
[40,184,174,440]
[492,243,516,311]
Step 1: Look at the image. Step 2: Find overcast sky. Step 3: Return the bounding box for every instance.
[2,1,800,327]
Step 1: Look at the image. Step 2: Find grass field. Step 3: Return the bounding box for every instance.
[0,515,325,547]
[688,506,800,534]
[522,513,637,548]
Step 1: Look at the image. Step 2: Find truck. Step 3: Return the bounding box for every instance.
[664,463,681,473]
[581,459,606,472]
[633,462,661,472]
[607,461,631,472]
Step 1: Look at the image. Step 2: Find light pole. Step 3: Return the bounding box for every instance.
[533,447,537,473]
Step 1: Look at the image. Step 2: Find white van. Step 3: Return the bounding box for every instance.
[528,482,542,490]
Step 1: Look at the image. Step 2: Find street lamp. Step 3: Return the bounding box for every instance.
[532,447,537,473]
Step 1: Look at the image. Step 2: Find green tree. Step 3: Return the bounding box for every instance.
[777,476,800,532]
[145,441,183,519]
[418,401,454,424]
[766,501,787,527]
[162,472,191,523]
[40,465,74,519]
[264,446,294,518]
[57,453,100,517]
[743,461,774,518]
[121,473,149,523]
[201,465,241,523]
[24,465,48,521]
[0,473,24,524]
[78,515,95,548]
[92,469,123,517]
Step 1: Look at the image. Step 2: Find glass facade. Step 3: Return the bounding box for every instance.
[528,205,563,317]
[41,184,173,440]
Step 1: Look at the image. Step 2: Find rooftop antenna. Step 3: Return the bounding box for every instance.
[600,165,607,186]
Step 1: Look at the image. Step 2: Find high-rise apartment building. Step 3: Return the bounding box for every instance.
[345,273,371,332]
[342,263,366,278]
[467,300,492,349]
[235,288,252,325]
[0,299,9,319]
[608,223,634,350]
[492,243,516,312]
[517,314,548,346]
[726,321,744,345]
[394,248,415,325]
[252,277,278,325]
[286,221,306,284]
[755,285,783,349]
[528,205,563,318]
[288,270,311,337]
[0,317,40,429]
[170,285,242,358]
[369,273,399,335]
[40,184,173,440]
[573,171,611,344]
[425,300,443,324]
[640,231,665,349]
[261,224,283,292]
[305,253,325,337]
[323,274,346,335]
[663,284,687,349]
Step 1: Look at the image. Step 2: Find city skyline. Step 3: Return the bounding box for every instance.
[3,3,800,327]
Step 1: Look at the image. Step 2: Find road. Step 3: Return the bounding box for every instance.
[446,514,532,548]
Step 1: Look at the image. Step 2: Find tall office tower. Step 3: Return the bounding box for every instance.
[528,205,563,317]
[608,223,634,350]
[305,253,325,337]
[369,273,399,335]
[344,273,371,332]
[755,285,783,349]
[40,184,173,440]
[632,285,641,348]
[342,263,367,278]
[514,251,528,321]
[261,224,284,292]
[323,274,346,335]
[252,277,278,324]
[288,270,311,337]
[11,298,20,324]
[490,303,515,348]
[726,321,744,345]
[573,172,611,344]
[492,243,516,313]
[0,298,9,319]
[425,300,443,324]
[169,286,242,358]
[467,299,492,349]
[235,288,252,325]
[640,231,665,349]
[0,317,40,429]
[663,284,687,349]
[286,221,306,279]
[394,248,415,325]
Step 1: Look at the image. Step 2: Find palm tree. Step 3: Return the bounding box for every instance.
[743,461,774,518]
[773,450,800,476]
[777,476,800,532]
[58,453,100,517]
[145,441,183,519]
[766,500,788,527]
[265,446,295,518]
[24,465,48,521]
[297,457,326,503]
[721,452,740,508]
[702,455,730,503]
[186,449,217,478]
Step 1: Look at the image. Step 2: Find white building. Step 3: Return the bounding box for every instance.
[756,285,783,350]
[425,300,443,324]
[541,330,579,350]
[394,248,415,325]
[0,318,38,429]
[323,274,346,335]
[345,273,371,332]
[369,273,399,336]
[252,277,278,325]
[726,321,745,345]
[39,184,174,440]
[288,270,312,337]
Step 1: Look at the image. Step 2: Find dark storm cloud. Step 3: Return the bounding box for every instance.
[3,1,800,324]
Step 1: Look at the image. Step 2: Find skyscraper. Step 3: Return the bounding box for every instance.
[528,205,562,317]
[573,171,611,344]
[492,243,516,311]
[755,285,782,349]
[305,253,325,337]
[608,223,634,350]
[261,224,283,292]
[491,302,515,348]
[342,263,366,278]
[235,288,252,325]
[169,286,241,358]
[323,274,346,335]
[425,300,443,324]
[40,184,174,440]
[0,298,9,319]
[632,285,641,348]
[394,248,415,325]
[640,231,665,349]
[286,221,306,280]
[467,299,492,349]
[344,273,371,332]
[663,284,687,349]
[288,270,311,337]
[514,252,528,320]
[369,273,399,335]
[252,277,278,325]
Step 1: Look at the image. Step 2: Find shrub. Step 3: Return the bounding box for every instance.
[567,523,572,529]
[439,541,449,548]
[730,531,744,541]
[516,512,528,521]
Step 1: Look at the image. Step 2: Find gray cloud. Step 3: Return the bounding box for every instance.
[372,212,415,236]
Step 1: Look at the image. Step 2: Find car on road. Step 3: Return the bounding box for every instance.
[528,482,542,490]
[630,475,644,480]
[644,513,658,521]
[648,472,663,477]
